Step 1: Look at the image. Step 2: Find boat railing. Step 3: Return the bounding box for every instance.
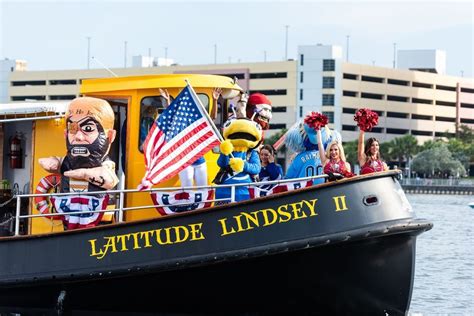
[11,174,331,236]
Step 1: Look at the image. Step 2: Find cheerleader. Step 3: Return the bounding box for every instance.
[317,129,352,176]
[357,130,388,174]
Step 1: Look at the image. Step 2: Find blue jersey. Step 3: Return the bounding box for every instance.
[215,150,261,202]
[258,162,283,191]
[285,150,324,184]
[259,163,283,182]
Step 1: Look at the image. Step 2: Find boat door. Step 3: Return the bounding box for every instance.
[0,101,68,235]
[0,120,33,234]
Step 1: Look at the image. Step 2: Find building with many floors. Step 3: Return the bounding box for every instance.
[4,45,474,144]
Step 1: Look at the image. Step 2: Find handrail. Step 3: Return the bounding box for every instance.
[10,174,332,236]
[17,174,329,199]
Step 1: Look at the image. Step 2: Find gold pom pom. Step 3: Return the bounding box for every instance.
[229,158,244,173]
[220,140,234,155]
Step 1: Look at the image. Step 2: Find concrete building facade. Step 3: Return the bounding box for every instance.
[6,47,474,143]
[297,45,473,143]
[7,61,297,139]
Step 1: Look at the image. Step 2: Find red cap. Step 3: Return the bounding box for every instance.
[248,93,271,106]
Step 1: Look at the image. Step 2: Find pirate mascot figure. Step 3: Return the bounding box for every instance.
[39,97,119,229]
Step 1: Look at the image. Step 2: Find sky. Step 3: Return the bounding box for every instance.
[0,0,473,77]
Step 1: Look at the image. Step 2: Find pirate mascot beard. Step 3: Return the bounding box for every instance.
[65,124,111,169]
[60,117,113,193]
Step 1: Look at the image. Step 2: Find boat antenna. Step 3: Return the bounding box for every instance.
[230,103,237,117]
[91,56,119,77]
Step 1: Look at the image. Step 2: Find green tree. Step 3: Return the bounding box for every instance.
[457,124,474,144]
[387,135,419,167]
[447,138,473,171]
[411,144,466,177]
[342,140,358,168]
[380,142,392,161]
[419,139,444,151]
[417,125,473,172]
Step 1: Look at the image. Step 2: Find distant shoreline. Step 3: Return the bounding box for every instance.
[402,185,473,195]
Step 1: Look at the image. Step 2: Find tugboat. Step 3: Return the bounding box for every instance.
[0,74,432,315]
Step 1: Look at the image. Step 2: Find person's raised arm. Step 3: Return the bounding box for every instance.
[211,88,222,119]
[345,162,352,173]
[358,129,366,167]
[159,88,171,108]
[265,152,283,180]
[317,129,327,166]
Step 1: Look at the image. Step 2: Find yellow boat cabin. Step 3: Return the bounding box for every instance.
[0,74,243,235]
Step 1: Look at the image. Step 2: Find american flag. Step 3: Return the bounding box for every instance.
[138,85,221,190]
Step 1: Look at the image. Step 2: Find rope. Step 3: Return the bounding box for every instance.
[0,195,15,208]
[0,216,13,227]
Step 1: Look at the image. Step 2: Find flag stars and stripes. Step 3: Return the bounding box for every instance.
[138,85,221,190]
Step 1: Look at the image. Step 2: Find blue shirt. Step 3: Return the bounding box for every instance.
[258,162,283,191]
[285,150,324,184]
[216,150,261,202]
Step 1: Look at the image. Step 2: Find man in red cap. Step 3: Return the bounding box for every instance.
[246,93,272,131]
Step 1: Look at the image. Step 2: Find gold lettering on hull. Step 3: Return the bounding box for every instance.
[88,194,351,260]
[333,195,349,212]
[89,222,205,260]
[218,199,318,237]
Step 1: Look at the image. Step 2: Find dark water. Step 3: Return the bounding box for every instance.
[408,194,474,315]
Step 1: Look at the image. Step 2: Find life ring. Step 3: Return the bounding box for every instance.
[34,174,62,219]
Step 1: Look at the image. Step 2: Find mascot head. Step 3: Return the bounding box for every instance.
[285,118,342,154]
[65,97,116,168]
[222,117,262,151]
[246,93,272,130]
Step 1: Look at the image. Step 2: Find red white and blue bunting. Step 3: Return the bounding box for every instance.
[150,189,214,216]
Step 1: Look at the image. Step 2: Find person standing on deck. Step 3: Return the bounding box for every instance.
[317,129,352,176]
[258,144,283,189]
[357,130,388,174]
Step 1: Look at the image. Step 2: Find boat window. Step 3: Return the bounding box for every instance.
[139,96,169,152]
[363,195,379,206]
[197,93,209,113]
[138,93,210,152]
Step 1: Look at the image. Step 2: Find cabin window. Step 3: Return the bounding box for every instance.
[213,96,226,129]
[139,96,169,152]
[197,93,209,112]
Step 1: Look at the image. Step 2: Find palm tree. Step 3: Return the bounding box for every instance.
[387,135,419,168]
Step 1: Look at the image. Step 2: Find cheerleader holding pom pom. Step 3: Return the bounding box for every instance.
[304,112,353,178]
[355,108,388,174]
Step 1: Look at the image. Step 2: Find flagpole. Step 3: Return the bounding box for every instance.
[185,79,224,143]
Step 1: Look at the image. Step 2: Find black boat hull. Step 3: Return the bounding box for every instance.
[0,172,432,314]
